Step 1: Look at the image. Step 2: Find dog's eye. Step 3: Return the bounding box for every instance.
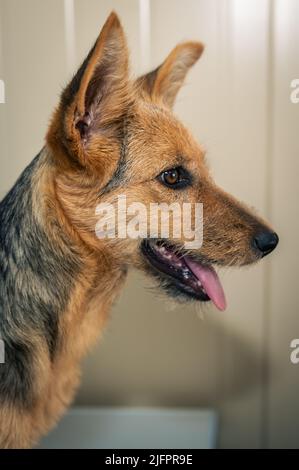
[158,167,191,189]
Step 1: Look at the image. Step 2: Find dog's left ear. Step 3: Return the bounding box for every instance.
[136,42,204,109]
[47,12,131,172]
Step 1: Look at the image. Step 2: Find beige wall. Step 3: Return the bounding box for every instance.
[0,0,298,448]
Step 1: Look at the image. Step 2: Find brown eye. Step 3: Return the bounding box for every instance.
[159,166,192,189]
[163,169,179,185]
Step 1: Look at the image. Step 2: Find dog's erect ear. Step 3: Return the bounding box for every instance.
[136,42,204,109]
[47,12,131,170]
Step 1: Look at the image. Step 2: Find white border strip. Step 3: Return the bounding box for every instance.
[64,0,76,75]
[139,0,151,73]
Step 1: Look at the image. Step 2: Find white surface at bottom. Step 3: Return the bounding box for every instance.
[39,407,217,449]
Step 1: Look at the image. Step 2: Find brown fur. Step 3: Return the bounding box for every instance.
[1,12,276,448]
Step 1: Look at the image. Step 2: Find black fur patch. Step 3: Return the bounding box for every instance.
[0,152,81,408]
[99,116,131,196]
[61,41,97,111]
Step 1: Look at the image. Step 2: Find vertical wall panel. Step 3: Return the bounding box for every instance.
[268,0,299,449]
[0,0,67,195]
[150,0,270,449]
[0,0,8,201]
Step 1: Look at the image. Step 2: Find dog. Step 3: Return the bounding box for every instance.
[0,12,278,448]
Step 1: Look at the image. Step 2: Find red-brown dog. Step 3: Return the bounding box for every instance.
[0,12,278,448]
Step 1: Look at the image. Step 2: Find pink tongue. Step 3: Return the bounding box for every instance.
[184,258,227,311]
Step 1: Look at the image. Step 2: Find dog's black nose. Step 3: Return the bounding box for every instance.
[253,231,279,257]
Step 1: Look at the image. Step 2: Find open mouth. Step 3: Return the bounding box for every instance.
[141,240,226,311]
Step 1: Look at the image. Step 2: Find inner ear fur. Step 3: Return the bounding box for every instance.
[136,41,204,109]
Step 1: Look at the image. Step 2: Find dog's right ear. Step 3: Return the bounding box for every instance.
[47,12,131,172]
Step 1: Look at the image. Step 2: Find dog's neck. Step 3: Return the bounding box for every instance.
[43,146,127,295]
[0,148,126,359]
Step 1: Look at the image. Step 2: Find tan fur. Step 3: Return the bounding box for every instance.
[2,11,275,448]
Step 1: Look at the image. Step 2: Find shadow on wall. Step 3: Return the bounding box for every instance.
[75,271,280,408]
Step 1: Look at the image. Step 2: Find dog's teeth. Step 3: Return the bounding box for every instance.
[182,268,191,279]
[155,244,189,273]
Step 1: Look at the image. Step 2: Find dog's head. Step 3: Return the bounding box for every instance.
[47,12,278,310]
